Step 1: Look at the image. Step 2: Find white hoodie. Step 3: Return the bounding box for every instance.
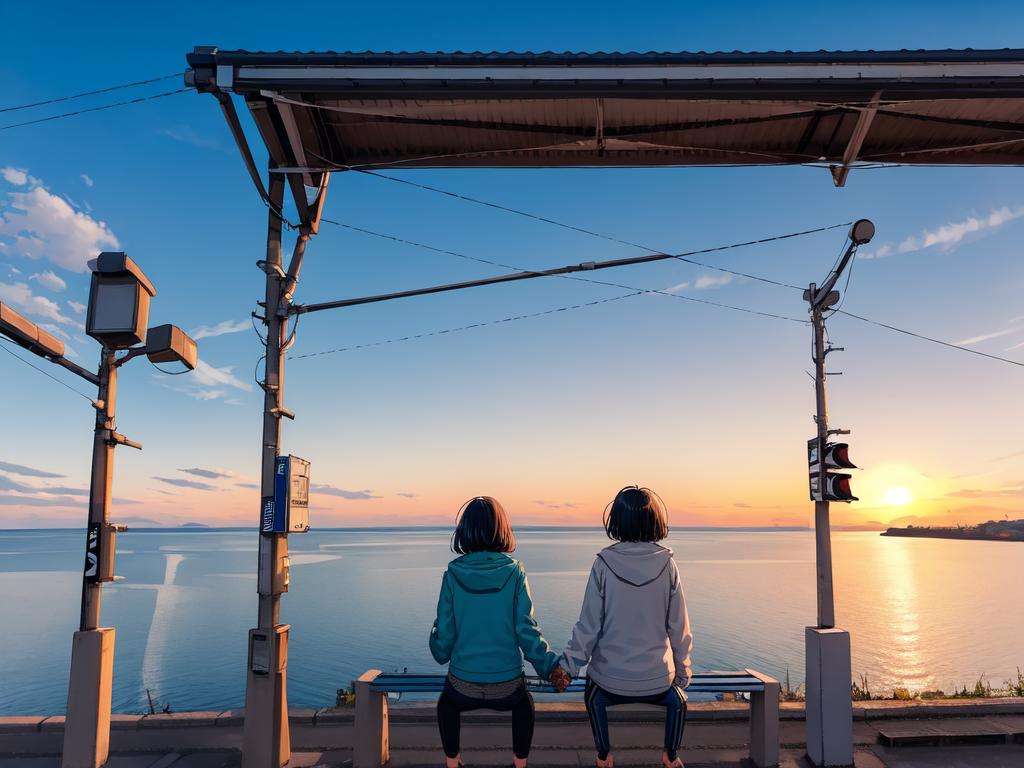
[560,542,692,696]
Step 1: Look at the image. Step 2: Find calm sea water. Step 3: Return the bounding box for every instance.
[0,528,1020,715]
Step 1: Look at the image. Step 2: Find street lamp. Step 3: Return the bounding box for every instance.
[0,251,197,768]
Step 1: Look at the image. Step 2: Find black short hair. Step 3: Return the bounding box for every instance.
[604,486,669,542]
[451,496,517,554]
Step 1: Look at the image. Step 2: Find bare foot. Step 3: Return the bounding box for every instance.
[513,758,528,768]
[596,756,614,768]
[661,753,683,768]
[445,755,463,768]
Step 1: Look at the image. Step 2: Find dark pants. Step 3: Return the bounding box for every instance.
[437,679,535,759]
[585,678,688,760]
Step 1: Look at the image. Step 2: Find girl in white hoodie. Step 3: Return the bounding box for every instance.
[559,487,693,768]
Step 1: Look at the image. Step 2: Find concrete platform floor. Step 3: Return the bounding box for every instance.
[4,744,1024,768]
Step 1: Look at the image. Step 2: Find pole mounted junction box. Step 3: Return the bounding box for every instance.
[260,455,310,534]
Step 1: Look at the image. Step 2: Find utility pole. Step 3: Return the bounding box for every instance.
[242,174,292,768]
[809,297,836,629]
[802,219,873,768]
[3,253,197,768]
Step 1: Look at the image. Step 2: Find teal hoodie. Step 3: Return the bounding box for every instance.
[429,552,559,683]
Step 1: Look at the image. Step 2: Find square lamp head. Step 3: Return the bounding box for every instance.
[86,252,156,349]
[145,324,198,371]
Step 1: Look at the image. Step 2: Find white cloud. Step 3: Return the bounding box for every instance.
[954,317,1024,347]
[0,183,119,272]
[693,273,734,290]
[80,174,94,188]
[0,281,73,324]
[1,167,28,186]
[156,358,253,404]
[191,318,249,340]
[861,206,1024,259]
[67,300,86,314]
[29,269,66,292]
[160,125,222,151]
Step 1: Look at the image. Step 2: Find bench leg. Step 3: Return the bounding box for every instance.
[748,672,780,768]
[354,669,390,768]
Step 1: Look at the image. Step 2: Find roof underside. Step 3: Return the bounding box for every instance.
[185,48,1024,188]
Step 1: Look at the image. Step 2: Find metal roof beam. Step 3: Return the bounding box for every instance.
[830,93,881,187]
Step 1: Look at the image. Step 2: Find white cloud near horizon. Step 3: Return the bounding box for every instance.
[191,318,249,340]
[861,206,1024,260]
[0,169,119,272]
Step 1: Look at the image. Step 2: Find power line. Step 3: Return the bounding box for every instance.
[0,338,95,401]
[290,291,645,359]
[0,88,189,131]
[350,167,840,291]
[835,310,1024,368]
[0,72,184,114]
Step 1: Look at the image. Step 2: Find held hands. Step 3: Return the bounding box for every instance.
[549,664,572,693]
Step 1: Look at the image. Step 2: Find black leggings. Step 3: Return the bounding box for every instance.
[437,680,535,759]
[585,678,687,760]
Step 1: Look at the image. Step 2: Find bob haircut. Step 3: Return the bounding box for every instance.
[451,496,517,554]
[604,486,669,543]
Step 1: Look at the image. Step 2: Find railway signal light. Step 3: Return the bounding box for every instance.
[86,252,156,349]
[808,438,859,502]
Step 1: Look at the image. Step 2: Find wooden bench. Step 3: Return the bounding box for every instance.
[353,668,780,767]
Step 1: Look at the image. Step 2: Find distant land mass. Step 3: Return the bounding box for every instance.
[181,522,211,528]
[881,519,1024,542]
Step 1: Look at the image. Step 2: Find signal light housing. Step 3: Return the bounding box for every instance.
[808,438,859,502]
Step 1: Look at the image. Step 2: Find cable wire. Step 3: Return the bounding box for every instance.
[346,167,843,291]
[1,72,184,114]
[835,310,1024,368]
[0,338,95,401]
[1,88,189,131]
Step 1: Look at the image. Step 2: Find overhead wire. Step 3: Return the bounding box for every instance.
[0,88,189,131]
[0,338,95,401]
[1,72,184,114]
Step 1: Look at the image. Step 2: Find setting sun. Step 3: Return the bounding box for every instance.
[882,486,914,506]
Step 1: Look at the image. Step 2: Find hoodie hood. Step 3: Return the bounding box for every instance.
[448,551,520,593]
[597,542,674,587]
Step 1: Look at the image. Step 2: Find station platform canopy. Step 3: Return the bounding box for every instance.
[185,47,1024,199]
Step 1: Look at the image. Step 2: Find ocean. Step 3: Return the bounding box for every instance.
[0,527,1019,715]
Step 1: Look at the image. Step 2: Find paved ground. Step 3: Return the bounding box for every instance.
[4,701,1024,767]
[4,744,1024,768]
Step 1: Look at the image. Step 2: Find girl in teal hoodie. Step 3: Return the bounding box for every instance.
[430,497,570,768]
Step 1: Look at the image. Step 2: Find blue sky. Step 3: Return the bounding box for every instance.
[2,1,1023,528]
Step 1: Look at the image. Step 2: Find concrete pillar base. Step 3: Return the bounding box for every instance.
[805,627,853,767]
[242,625,290,768]
[61,628,115,768]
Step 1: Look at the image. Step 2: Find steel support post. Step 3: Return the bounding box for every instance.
[62,350,117,768]
[242,174,292,768]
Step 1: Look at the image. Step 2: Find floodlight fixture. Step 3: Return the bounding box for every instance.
[86,252,157,349]
[850,219,875,246]
[144,324,198,371]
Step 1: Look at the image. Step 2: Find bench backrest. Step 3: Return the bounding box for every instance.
[369,670,765,695]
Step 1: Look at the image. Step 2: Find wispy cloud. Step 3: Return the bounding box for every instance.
[191,319,249,340]
[153,476,217,491]
[155,358,253,403]
[29,270,66,292]
[532,499,579,509]
[693,273,734,290]
[67,300,86,314]
[397,492,419,499]
[0,460,65,478]
[312,483,380,500]
[80,174,94,188]
[953,317,1024,347]
[0,170,119,272]
[861,206,1024,260]
[0,281,76,325]
[159,125,223,151]
[236,482,260,489]
[178,467,234,480]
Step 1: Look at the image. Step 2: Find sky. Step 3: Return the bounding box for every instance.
[1,1,1023,529]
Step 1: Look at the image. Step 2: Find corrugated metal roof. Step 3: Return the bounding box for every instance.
[184,46,1024,195]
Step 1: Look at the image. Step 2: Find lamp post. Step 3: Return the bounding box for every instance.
[0,251,197,768]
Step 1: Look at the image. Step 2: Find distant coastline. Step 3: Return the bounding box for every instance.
[881,519,1024,542]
